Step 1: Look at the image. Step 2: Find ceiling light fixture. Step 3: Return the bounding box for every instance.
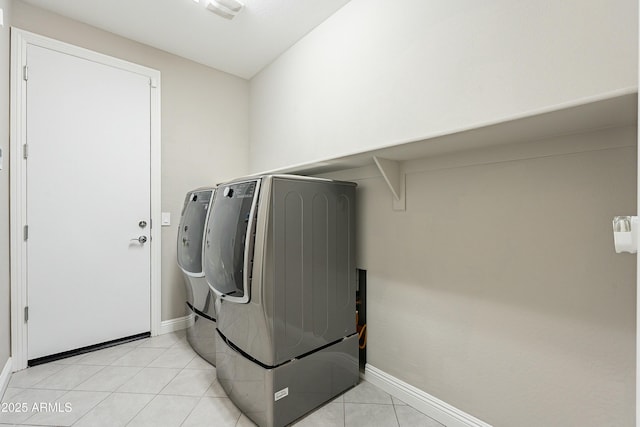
[205,0,244,20]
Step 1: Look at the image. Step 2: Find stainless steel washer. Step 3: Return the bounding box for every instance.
[177,187,216,365]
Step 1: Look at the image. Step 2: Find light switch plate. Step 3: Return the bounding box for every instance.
[161,212,171,226]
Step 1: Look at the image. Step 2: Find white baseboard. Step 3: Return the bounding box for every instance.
[0,357,12,400]
[363,364,492,427]
[159,313,195,335]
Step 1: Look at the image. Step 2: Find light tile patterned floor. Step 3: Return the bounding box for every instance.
[0,332,443,426]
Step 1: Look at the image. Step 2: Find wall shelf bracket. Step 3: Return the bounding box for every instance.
[373,156,406,211]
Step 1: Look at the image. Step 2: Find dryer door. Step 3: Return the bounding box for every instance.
[204,179,260,303]
[177,189,213,275]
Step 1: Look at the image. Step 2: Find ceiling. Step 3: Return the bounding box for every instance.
[20,0,352,79]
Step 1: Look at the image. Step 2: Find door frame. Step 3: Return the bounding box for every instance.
[9,28,162,371]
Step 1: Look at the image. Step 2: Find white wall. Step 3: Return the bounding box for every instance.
[11,0,250,321]
[322,126,637,426]
[0,0,12,368]
[249,0,638,173]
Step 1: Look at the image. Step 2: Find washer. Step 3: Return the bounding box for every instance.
[177,187,216,365]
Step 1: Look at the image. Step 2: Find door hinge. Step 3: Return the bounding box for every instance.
[24,306,29,322]
[23,143,28,159]
[23,65,28,81]
[23,225,28,241]
[149,78,157,88]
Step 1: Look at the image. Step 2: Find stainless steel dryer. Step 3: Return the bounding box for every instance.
[177,187,216,365]
[203,175,359,427]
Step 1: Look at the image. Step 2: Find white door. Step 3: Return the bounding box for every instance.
[26,44,152,360]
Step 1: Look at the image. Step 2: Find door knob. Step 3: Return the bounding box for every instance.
[131,236,148,244]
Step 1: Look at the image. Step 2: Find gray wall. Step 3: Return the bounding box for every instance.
[0,0,12,369]
[11,0,250,321]
[322,126,636,426]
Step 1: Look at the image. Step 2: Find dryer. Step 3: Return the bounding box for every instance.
[203,175,358,427]
[177,187,216,365]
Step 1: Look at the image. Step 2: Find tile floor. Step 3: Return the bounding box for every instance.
[0,331,443,427]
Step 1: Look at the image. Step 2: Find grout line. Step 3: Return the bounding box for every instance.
[104,390,166,395]
[67,389,113,426]
[70,365,108,392]
[154,367,183,397]
[13,365,67,389]
[150,392,211,398]
[123,391,157,427]
[340,399,349,425]
[177,394,201,427]
[343,401,395,405]
[12,386,73,392]
[392,401,401,427]
[71,391,110,426]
